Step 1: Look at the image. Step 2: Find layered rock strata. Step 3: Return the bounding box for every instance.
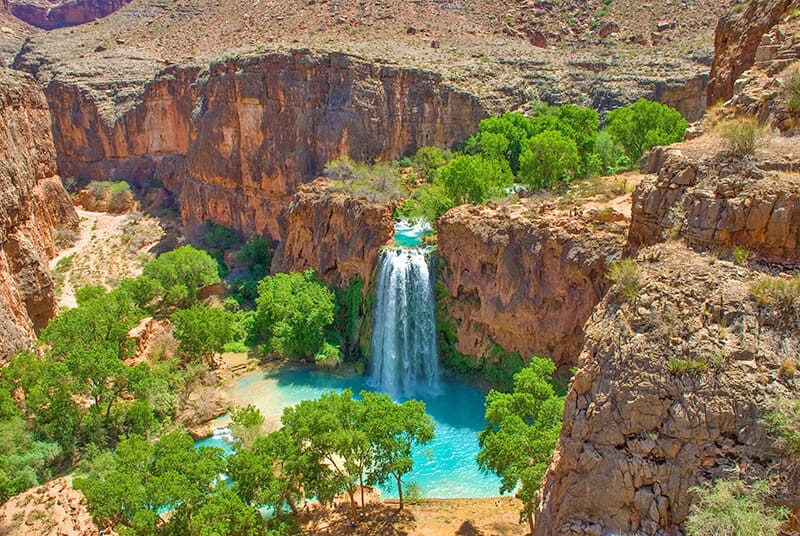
[535,242,798,534]
[0,68,78,363]
[15,50,485,240]
[437,202,627,368]
[9,0,131,29]
[629,144,800,262]
[271,178,394,289]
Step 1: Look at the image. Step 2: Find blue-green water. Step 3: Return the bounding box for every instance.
[393,220,432,247]
[198,367,504,499]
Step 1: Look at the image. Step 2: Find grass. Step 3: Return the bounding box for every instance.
[782,62,800,114]
[750,274,800,314]
[607,258,641,302]
[668,357,709,376]
[732,245,750,265]
[718,117,764,156]
[767,397,800,460]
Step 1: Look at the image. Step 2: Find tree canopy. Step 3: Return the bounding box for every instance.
[605,98,689,163]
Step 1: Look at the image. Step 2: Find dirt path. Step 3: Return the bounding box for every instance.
[50,209,165,308]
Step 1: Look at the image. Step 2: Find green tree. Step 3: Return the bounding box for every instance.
[437,155,512,205]
[141,245,220,311]
[281,390,370,521]
[0,416,61,502]
[605,98,688,163]
[477,357,564,535]
[254,270,335,359]
[171,305,235,363]
[518,130,580,189]
[595,130,628,175]
[466,112,535,173]
[400,182,453,224]
[230,404,265,450]
[410,146,452,181]
[361,392,434,510]
[191,487,266,536]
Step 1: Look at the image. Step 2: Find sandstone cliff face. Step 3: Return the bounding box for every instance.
[9,0,131,29]
[0,68,78,363]
[628,143,800,262]
[535,242,798,535]
[437,203,627,368]
[18,50,485,241]
[0,478,100,535]
[271,178,394,288]
[707,0,796,104]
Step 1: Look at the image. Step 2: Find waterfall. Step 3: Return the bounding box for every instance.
[370,247,440,399]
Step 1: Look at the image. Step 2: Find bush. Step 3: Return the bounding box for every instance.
[668,357,709,376]
[685,479,788,536]
[607,258,642,302]
[324,158,407,203]
[750,274,800,313]
[782,62,800,114]
[605,99,688,162]
[594,130,629,175]
[718,117,763,156]
[399,182,454,223]
[732,245,750,265]
[410,146,453,181]
[314,342,342,369]
[767,397,800,459]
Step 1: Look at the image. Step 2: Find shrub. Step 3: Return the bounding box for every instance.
[782,62,800,114]
[314,342,342,369]
[410,146,453,181]
[324,158,407,203]
[595,130,629,175]
[399,182,454,224]
[668,357,709,376]
[732,245,750,265]
[607,258,641,302]
[780,359,798,378]
[750,274,800,312]
[767,397,800,459]
[718,117,763,156]
[685,479,789,536]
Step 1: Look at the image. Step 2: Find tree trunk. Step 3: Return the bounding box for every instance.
[347,488,358,522]
[527,508,534,535]
[397,476,404,511]
[360,473,365,508]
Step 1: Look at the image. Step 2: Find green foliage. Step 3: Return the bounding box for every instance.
[0,417,61,502]
[685,479,788,536]
[466,112,535,174]
[324,158,407,203]
[333,277,365,360]
[315,342,343,369]
[767,397,800,461]
[74,432,234,534]
[140,245,220,312]
[254,270,336,359]
[409,146,453,181]
[85,180,136,212]
[732,245,750,265]
[437,154,513,205]
[667,357,709,376]
[399,181,454,224]
[783,62,800,114]
[230,405,265,450]
[750,274,800,320]
[605,98,688,163]
[171,305,235,362]
[594,130,629,175]
[202,222,241,264]
[477,358,564,533]
[519,130,580,189]
[607,258,642,302]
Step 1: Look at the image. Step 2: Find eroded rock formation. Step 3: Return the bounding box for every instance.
[437,202,627,368]
[0,478,101,535]
[9,0,131,29]
[15,50,485,241]
[628,144,800,262]
[0,68,78,363]
[707,0,796,104]
[271,178,394,288]
[535,242,798,535]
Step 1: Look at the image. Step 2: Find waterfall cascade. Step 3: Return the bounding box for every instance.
[370,247,440,399]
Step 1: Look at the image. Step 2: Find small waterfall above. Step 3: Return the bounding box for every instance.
[370,246,440,399]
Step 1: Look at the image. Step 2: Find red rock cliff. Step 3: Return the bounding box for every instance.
[271,178,395,288]
[534,243,798,535]
[0,68,78,363]
[17,50,486,241]
[9,0,132,29]
[437,202,627,368]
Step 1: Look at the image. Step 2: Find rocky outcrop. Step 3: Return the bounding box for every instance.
[628,144,800,262]
[535,242,798,535]
[9,0,131,29]
[0,68,78,363]
[654,74,708,123]
[707,0,796,104]
[437,202,627,369]
[271,178,395,288]
[15,50,485,241]
[0,478,101,535]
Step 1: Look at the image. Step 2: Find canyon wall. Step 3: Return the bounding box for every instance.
[437,203,627,369]
[707,0,796,104]
[534,242,798,534]
[0,68,78,363]
[9,0,132,29]
[628,145,800,262]
[271,178,394,289]
[17,50,486,241]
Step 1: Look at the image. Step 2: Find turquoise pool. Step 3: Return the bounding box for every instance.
[393,219,432,247]
[199,367,504,499]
